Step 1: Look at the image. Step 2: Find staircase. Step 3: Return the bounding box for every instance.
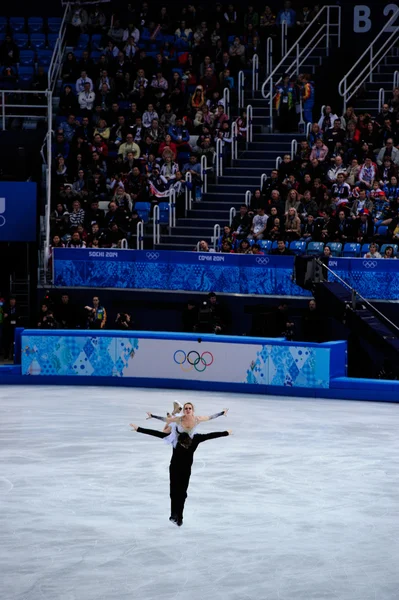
[352,50,398,114]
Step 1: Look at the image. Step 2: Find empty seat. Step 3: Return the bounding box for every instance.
[258,240,272,252]
[376,225,388,237]
[307,241,324,255]
[134,201,151,223]
[28,17,43,33]
[47,34,59,49]
[76,34,90,49]
[14,34,29,49]
[47,17,62,33]
[37,49,53,66]
[17,65,34,88]
[289,241,307,255]
[0,17,8,34]
[19,50,35,66]
[30,34,46,50]
[326,242,342,257]
[9,17,25,33]
[158,201,170,224]
[91,34,102,50]
[343,243,361,257]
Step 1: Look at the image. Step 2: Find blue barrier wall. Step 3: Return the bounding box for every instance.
[53,249,399,300]
[0,182,37,241]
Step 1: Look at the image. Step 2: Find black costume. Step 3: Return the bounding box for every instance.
[137,426,229,525]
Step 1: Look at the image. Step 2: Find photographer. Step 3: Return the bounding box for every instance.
[195,292,229,334]
[85,296,107,329]
[115,312,133,330]
[37,303,59,329]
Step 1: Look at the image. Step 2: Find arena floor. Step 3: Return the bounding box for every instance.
[1,386,398,600]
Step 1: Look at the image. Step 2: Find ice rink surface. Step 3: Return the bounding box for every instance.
[1,386,399,600]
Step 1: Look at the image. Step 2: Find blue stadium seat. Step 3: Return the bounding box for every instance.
[28,17,43,33]
[326,242,342,257]
[17,66,34,88]
[30,34,46,50]
[0,17,8,34]
[289,241,307,255]
[258,240,272,252]
[172,68,183,76]
[163,34,175,44]
[47,34,59,49]
[343,243,361,257]
[37,49,53,66]
[307,241,324,255]
[76,34,90,50]
[271,240,288,250]
[91,34,102,50]
[19,50,35,66]
[158,201,170,224]
[47,17,62,33]
[380,244,398,256]
[90,50,102,60]
[9,17,25,33]
[14,34,29,49]
[134,202,151,224]
[376,225,388,237]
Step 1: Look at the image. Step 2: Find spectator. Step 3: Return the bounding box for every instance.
[318,105,339,132]
[383,245,396,258]
[182,299,198,332]
[249,207,268,240]
[76,70,94,94]
[118,133,141,160]
[78,82,96,113]
[67,231,86,248]
[0,34,20,65]
[284,207,301,241]
[272,239,291,255]
[274,75,297,133]
[231,205,252,240]
[377,138,399,166]
[364,242,382,258]
[59,86,79,116]
[237,239,252,254]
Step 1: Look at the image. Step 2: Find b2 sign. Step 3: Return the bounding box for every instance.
[0,182,37,242]
[354,3,399,33]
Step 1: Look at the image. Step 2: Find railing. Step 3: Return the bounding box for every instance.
[246,104,253,144]
[121,238,128,249]
[245,190,251,206]
[215,138,223,180]
[231,121,238,161]
[200,154,208,193]
[168,188,176,229]
[260,173,268,190]
[276,156,282,169]
[379,88,385,113]
[223,87,230,119]
[185,172,192,214]
[281,20,288,57]
[136,221,144,250]
[48,2,72,91]
[252,54,259,96]
[238,71,245,109]
[266,37,273,75]
[153,205,160,245]
[339,7,399,111]
[229,207,236,225]
[394,70,399,88]
[0,89,52,131]
[291,139,298,160]
[212,224,221,251]
[306,122,312,137]
[261,6,341,132]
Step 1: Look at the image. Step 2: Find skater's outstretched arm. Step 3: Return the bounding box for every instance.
[147,412,178,424]
[130,424,169,439]
[197,409,229,422]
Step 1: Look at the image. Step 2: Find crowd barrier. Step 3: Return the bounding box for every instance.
[53,249,399,300]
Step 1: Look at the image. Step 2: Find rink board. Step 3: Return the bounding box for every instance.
[20,330,345,390]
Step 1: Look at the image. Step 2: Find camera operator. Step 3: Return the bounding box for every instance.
[182,299,198,332]
[85,296,107,329]
[195,292,230,334]
[115,312,133,330]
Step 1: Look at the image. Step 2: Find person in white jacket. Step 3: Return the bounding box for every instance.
[318,105,339,131]
[78,83,96,112]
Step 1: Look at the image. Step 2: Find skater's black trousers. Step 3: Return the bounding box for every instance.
[137,427,228,521]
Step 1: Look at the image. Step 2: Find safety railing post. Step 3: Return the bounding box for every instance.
[291,139,298,160]
[276,156,282,169]
[223,87,230,119]
[266,38,273,75]
[201,154,208,193]
[370,47,373,83]
[168,188,176,230]
[252,54,259,97]
[121,238,128,249]
[245,190,251,206]
[269,77,273,132]
[231,121,238,162]
[1,91,5,131]
[260,173,267,190]
[306,122,312,137]
[216,138,223,180]
[213,224,221,251]
[137,221,144,250]
[394,71,399,89]
[281,21,287,57]
[153,205,160,245]
[238,71,245,109]
[185,172,192,215]
[379,88,385,113]
[246,104,253,144]
[326,6,330,56]
[229,207,236,226]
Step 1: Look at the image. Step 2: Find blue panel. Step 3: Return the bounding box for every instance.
[0,182,37,241]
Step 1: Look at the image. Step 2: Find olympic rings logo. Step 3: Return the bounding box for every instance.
[256,257,270,265]
[173,350,214,372]
[362,261,377,269]
[146,252,160,260]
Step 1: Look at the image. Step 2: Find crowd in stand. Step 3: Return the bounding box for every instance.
[211,101,399,256]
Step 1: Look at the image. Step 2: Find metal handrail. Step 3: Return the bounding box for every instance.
[281,20,288,57]
[379,88,385,113]
[216,138,223,179]
[291,139,298,160]
[306,122,312,137]
[223,87,230,119]
[137,221,144,249]
[185,172,192,214]
[276,156,282,169]
[252,54,259,96]
[153,205,160,245]
[246,104,253,144]
[266,37,273,75]
[260,173,268,190]
[261,6,341,132]
[201,154,208,193]
[48,3,72,91]
[169,187,176,229]
[245,190,251,206]
[229,207,236,226]
[213,224,221,251]
[231,121,238,161]
[394,70,399,89]
[121,238,128,249]
[339,8,399,111]
[238,71,245,109]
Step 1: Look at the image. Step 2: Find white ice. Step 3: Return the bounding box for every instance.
[1,386,399,600]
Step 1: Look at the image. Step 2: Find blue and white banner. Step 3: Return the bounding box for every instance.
[53,248,399,300]
[0,182,37,242]
[21,331,346,389]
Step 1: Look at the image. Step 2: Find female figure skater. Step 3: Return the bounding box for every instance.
[148,402,229,440]
[130,403,230,526]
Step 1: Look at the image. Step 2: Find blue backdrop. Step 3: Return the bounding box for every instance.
[0,182,37,242]
[53,249,399,300]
